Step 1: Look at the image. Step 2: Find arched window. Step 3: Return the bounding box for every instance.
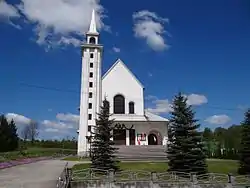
[89,37,96,44]
[129,102,135,114]
[114,95,125,114]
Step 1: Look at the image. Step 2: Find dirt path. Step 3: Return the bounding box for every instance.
[0,159,82,188]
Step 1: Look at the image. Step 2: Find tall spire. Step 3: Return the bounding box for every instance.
[88,9,98,34]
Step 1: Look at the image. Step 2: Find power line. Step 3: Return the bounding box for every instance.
[19,82,79,93]
[18,82,248,112]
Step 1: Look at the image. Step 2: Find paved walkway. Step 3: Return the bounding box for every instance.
[0,159,83,188]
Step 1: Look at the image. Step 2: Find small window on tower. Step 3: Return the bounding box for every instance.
[90,53,94,58]
[89,92,93,98]
[88,114,92,120]
[88,125,91,132]
[88,103,92,109]
[90,72,93,77]
[89,82,93,87]
[90,63,93,68]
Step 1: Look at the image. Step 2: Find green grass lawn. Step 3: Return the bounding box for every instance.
[0,147,76,162]
[72,160,239,175]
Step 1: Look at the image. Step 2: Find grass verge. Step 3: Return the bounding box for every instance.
[72,160,238,175]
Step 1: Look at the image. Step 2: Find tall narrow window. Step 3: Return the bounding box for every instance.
[89,92,93,98]
[113,94,125,114]
[89,82,93,87]
[89,72,93,78]
[88,103,92,109]
[90,63,93,68]
[129,102,135,114]
[90,53,94,58]
[88,114,92,120]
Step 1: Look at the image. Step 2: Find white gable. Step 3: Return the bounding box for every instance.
[102,59,144,115]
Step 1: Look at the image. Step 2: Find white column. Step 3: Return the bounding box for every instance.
[126,130,130,146]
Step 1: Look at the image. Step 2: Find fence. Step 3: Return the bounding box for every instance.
[69,168,250,188]
[56,162,71,188]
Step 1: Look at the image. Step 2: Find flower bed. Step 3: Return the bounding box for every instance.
[0,156,52,170]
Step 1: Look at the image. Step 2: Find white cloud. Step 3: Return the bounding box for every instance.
[146,93,207,114]
[45,128,59,132]
[56,113,79,123]
[146,97,173,114]
[186,94,208,106]
[1,0,108,48]
[0,1,20,18]
[42,120,74,130]
[205,115,231,125]
[133,10,169,51]
[5,113,31,125]
[112,47,120,53]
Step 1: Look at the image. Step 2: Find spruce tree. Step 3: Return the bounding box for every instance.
[8,119,19,151]
[167,93,207,175]
[0,115,19,152]
[90,98,120,172]
[238,109,250,175]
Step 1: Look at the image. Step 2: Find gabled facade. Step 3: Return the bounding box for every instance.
[102,59,144,116]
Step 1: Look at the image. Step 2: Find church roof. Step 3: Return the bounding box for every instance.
[110,111,168,122]
[144,111,169,122]
[102,59,144,89]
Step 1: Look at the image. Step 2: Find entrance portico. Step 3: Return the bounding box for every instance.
[112,117,168,146]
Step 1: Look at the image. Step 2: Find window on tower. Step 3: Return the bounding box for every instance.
[88,125,91,132]
[89,92,93,98]
[90,72,93,77]
[89,37,96,44]
[88,114,92,120]
[113,94,125,114]
[90,53,94,58]
[90,63,93,68]
[88,103,92,109]
[89,82,93,87]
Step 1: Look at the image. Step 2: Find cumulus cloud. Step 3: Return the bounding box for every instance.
[5,113,31,125]
[42,113,79,133]
[146,93,207,115]
[133,10,169,51]
[146,99,172,114]
[112,47,121,53]
[205,115,231,125]
[185,94,208,106]
[0,1,19,18]
[42,119,74,130]
[56,113,79,123]
[1,0,108,49]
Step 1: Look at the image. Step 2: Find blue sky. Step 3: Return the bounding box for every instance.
[0,0,250,139]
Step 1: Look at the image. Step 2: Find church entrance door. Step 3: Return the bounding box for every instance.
[147,130,162,145]
[148,134,158,145]
[113,129,126,145]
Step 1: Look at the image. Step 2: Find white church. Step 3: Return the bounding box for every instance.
[77,10,169,156]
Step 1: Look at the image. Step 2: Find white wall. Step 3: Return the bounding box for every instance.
[102,60,144,115]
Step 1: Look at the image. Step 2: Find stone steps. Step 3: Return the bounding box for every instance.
[115,145,167,161]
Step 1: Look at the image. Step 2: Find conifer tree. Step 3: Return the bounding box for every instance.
[238,109,250,175]
[167,93,207,175]
[0,115,19,152]
[90,98,120,171]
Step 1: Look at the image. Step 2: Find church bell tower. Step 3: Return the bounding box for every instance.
[78,10,103,156]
